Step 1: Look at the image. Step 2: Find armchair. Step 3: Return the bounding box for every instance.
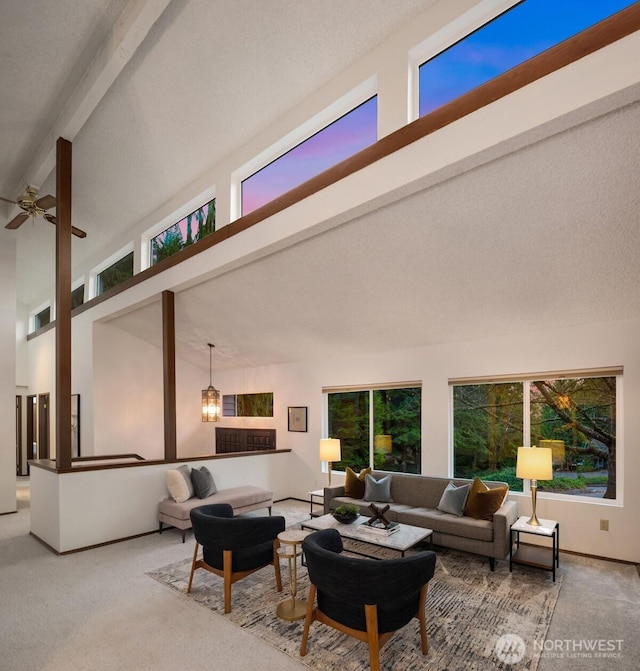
[300,528,437,671]
[188,503,285,613]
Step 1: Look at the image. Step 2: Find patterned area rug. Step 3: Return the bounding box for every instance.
[147,543,561,670]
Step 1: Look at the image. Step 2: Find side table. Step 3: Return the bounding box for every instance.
[308,489,324,518]
[510,516,559,581]
[276,529,310,621]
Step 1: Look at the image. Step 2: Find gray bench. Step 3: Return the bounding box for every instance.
[158,485,273,542]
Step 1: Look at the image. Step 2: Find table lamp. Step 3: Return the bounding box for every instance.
[516,446,553,526]
[319,438,341,487]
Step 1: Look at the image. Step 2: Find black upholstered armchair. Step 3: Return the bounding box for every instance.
[188,503,285,613]
[301,528,437,671]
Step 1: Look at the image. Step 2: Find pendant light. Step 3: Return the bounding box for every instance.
[202,343,221,422]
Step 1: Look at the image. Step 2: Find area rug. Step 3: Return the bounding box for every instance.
[147,545,561,670]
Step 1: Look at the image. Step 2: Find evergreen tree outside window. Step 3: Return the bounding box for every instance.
[96,252,134,296]
[71,285,84,310]
[327,386,421,474]
[150,198,216,266]
[452,375,617,499]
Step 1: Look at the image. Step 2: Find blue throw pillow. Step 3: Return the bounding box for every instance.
[437,482,471,516]
[363,474,393,502]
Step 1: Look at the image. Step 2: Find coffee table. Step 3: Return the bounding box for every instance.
[301,514,432,558]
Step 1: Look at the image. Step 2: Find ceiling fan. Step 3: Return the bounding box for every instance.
[1,185,87,238]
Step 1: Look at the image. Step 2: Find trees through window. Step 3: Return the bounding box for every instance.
[327,385,421,474]
[452,375,617,499]
[150,198,216,266]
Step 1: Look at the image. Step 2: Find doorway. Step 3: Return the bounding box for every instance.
[15,396,23,475]
[38,393,50,460]
[26,395,37,473]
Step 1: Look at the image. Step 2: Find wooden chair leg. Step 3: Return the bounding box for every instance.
[365,603,381,671]
[187,542,200,593]
[223,549,233,614]
[300,584,316,656]
[418,583,429,655]
[273,538,283,592]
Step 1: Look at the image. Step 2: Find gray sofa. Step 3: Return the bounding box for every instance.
[323,471,518,569]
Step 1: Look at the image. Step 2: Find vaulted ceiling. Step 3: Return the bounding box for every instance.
[3,1,640,373]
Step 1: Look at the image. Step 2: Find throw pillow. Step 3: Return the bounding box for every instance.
[437,482,471,516]
[166,468,192,503]
[464,477,509,520]
[364,474,393,502]
[344,466,372,498]
[176,464,194,499]
[191,466,217,499]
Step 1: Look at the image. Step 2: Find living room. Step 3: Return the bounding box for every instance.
[1,1,640,667]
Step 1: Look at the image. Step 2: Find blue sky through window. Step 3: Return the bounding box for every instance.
[242,96,377,215]
[419,0,636,117]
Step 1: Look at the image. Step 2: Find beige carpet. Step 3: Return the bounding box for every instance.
[148,545,562,670]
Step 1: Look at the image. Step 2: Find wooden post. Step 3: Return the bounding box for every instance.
[55,138,72,470]
[162,290,177,460]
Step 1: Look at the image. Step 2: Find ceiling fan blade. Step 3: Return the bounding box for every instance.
[5,213,29,229]
[35,194,56,210]
[44,213,87,238]
[0,195,18,205]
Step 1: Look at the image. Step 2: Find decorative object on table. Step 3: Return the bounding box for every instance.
[332,503,360,524]
[201,343,221,422]
[319,438,341,486]
[287,406,308,432]
[361,519,400,536]
[516,446,553,526]
[367,503,391,527]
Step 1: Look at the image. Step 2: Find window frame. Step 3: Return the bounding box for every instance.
[324,381,422,475]
[449,368,623,505]
[91,245,135,298]
[232,77,377,221]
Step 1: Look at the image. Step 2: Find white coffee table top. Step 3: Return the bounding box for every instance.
[302,514,432,553]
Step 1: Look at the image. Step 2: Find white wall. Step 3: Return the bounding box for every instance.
[0,238,17,513]
[30,452,291,553]
[209,317,640,563]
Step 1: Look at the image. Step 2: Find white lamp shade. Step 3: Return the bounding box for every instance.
[516,446,553,480]
[319,438,341,462]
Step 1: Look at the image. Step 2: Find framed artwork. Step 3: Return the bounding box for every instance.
[288,406,308,432]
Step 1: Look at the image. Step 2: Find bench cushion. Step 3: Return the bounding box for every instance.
[159,485,272,522]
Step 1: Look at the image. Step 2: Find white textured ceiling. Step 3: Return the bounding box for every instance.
[1,0,434,307]
[3,0,640,374]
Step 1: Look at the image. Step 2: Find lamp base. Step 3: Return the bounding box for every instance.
[527,481,541,526]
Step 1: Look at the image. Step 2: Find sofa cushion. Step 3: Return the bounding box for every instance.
[437,482,470,517]
[166,465,193,503]
[344,467,371,498]
[364,474,393,502]
[464,478,509,520]
[397,507,494,543]
[191,466,217,499]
